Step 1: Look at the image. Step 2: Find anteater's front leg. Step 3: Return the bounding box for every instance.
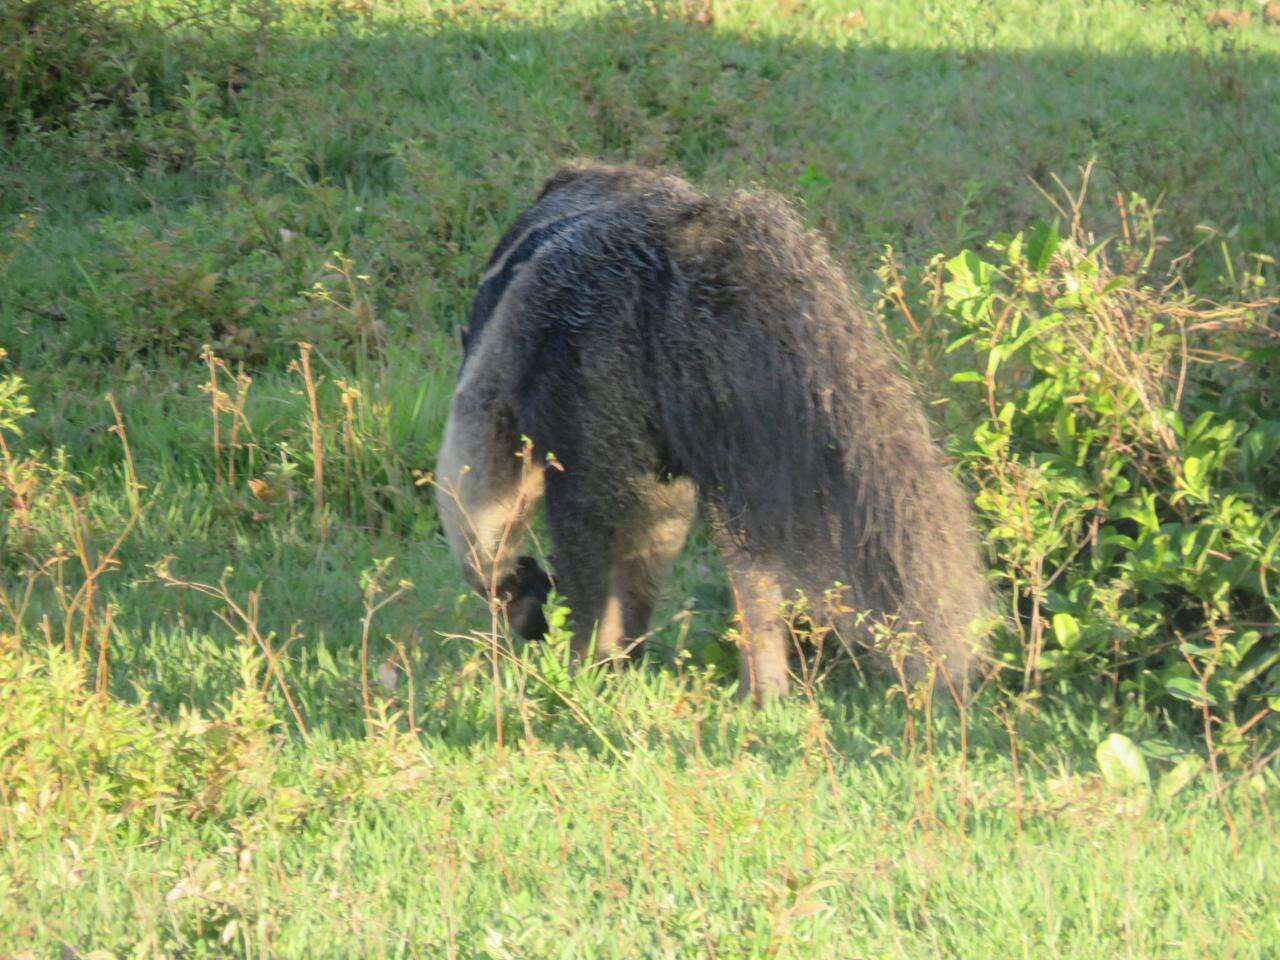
[544,474,694,663]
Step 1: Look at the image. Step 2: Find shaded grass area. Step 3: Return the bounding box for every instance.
[2,0,1280,956]
[5,0,1280,378]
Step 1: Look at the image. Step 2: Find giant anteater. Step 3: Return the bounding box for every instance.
[435,162,989,702]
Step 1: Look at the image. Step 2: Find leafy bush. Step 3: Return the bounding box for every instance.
[1,0,278,134]
[0,349,68,564]
[0,639,277,837]
[915,201,1279,746]
[0,0,138,130]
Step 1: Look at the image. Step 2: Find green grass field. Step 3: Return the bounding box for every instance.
[3,0,1280,956]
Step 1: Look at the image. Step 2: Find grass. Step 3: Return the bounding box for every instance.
[2,0,1279,956]
[6,641,1279,958]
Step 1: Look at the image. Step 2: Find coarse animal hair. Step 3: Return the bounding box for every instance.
[434,161,991,702]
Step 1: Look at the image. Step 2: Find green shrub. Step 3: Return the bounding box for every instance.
[922,204,1279,747]
[0,0,137,130]
[0,640,277,837]
[0,0,279,134]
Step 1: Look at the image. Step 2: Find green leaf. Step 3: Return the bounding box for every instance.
[985,346,1002,381]
[1052,612,1081,650]
[1164,676,1218,706]
[1156,755,1205,802]
[1241,421,1280,475]
[315,642,337,676]
[1233,646,1280,689]
[1182,456,1208,493]
[1096,734,1150,791]
[1005,231,1024,266]
[1184,411,1215,445]
[1006,313,1064,358]
[1025,221,1060,274]
[948,371,983,384]
[944,250,995,306]
[1053,405,1077,460]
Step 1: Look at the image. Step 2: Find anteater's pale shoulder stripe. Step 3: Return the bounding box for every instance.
[462,210,591,360]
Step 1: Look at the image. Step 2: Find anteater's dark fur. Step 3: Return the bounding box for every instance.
[435,162,990,701]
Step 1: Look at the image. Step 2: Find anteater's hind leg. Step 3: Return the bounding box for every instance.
[704,505,791,704]
[546,475,695,663]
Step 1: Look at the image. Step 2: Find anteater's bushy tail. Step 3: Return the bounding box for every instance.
[652,190,991,685]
